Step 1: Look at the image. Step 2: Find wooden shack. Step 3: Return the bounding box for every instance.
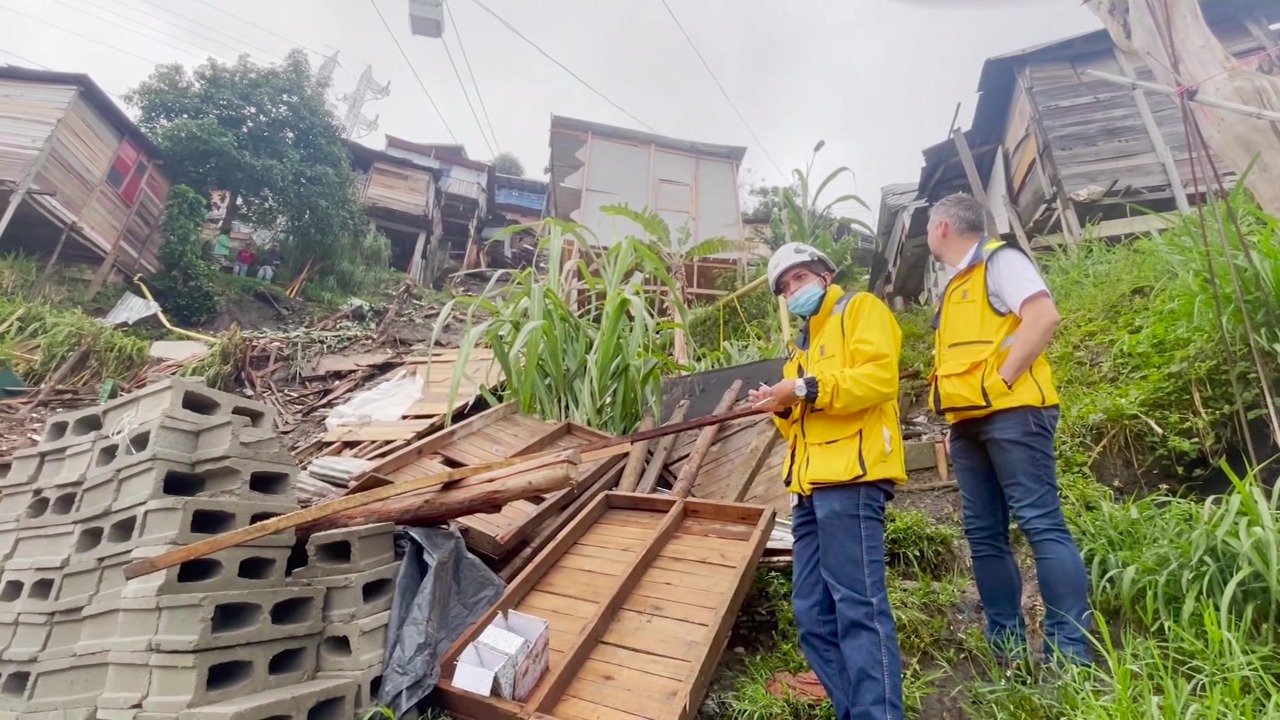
[871,2,1279,306]
[0,67,171,284]
[347,141,440,283]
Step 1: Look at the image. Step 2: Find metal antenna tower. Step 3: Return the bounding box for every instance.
[336,65,391,139]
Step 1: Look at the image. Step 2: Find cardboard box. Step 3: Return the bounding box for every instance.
[452,610,549,701]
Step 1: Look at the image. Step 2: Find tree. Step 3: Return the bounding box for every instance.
[491,151,525,177]
[1086,0,1280,215]
[126,50,367,285]
[150,185,220,326]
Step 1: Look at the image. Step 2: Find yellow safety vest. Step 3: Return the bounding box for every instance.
[775,285,906,495]
[930,239,1060,424]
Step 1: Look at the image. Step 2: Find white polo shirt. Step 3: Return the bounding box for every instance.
[949,241,1050,317]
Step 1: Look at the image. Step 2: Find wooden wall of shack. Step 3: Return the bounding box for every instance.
[0,74,170,275]
[874,5,1278,306]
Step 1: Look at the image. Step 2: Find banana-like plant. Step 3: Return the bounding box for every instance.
[775,140,873,288]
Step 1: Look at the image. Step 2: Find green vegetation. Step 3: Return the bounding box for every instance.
[149,185,220,327]
[438,219,685,435]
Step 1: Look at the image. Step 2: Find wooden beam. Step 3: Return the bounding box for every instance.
[617,413,656,493]
[0,116,63,241]
[950,128,1002,237]
[636,399,689,494]
[729,426,778,503]
[1113,49,1191,213]
[1080,68,1280,123]
[38,220,75,285]
[498,463,622,582]
[123,450,582,579]
[670,381,744,499]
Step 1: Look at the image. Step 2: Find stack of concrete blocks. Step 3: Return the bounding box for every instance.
[290,521,399,713]
[0,377,392,720]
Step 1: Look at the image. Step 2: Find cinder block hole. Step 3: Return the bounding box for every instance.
[320,636,353,657]
[96,444,119,468]
[307,697,346,720]
[190,509,236,535]
[362,578,394,604]
[51,493,75,515]
[370,674,383,698]
[210,602,260,634]
[177,558,224,583]
[204,659,253,693]
[43,420,69,443]
[269,596,314,626]
[107,516,137,543]
[248,471,290,496]
[29,578,53,600]
[162,471,206,497]
[74,527,104,552]
[231,406,268,430]
[127,430,151,454]
[250,512,282,525]
[286,540,309,575]
[267,646,307,675]
[262,715,290,720]
[238,556,277,580]
[70,413,103,436]
[182,390,222,417]
[0,580,24,601]
[0,671,30,697]
[314,540,352,565]
[25,496,49,518]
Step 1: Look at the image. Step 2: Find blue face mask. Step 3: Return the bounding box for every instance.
[786,282,826,318]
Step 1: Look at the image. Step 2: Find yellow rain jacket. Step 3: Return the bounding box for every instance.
[773,285,907,495]
[929,238,1060,424]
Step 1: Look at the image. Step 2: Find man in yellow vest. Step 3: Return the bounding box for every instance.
[926,193,1091,668]
[748,242,905,720]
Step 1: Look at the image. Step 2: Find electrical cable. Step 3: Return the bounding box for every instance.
[442,33,495,155]
[56,0,230,65]
[122,0,287,63]
[466,0,657,133]
[188,0,355,76]
[0,4,163,66]
[367,0,459,142]
[0,48,51,70]
[445,0,502,154]
[657,0,787,182]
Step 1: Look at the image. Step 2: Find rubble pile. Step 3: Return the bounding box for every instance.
[0,378,397,719]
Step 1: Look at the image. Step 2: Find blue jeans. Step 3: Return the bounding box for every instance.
[792,481,904,720]
[950,406,1092,664]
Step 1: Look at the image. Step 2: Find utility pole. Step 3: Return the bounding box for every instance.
[336,65,391,140]
[315,50,340,89]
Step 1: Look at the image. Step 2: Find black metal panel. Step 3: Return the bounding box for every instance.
[658,358,785,423]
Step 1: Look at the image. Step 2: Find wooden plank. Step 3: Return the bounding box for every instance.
[361,402,518,480]
[1114,46,1190,213]
[321,420,434,442]
[636,400,689,493]
[499,464,623,581]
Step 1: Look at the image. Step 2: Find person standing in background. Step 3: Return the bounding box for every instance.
[925,192,1092,669]
[747,242,906,720]
[233,245,255,277]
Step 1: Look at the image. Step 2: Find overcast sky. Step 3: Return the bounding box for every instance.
[0,0,1102,222]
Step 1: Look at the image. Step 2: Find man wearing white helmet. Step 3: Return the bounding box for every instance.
[747,242,906,720]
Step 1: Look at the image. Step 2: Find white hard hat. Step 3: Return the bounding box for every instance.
[767,242,835,295]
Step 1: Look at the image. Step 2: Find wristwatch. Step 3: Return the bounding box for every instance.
[794,378,807,398]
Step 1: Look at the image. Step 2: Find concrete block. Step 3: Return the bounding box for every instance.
[317,610,389,672]
[116,545,292,599]
[0,660,34,711]
[100,377,274,433]
[11,485,84,529]
[293,522,394,579]
[38,611,82,662]
[0,707,95,720]
[30,445,94,490]
[78,586,323,654]
[141,634,319,712]
[3,451,42,488]
[0,520,16,562]
[301,561,398,623]
[25,653,110,712]
[72,499,294,563]
[317,663,383,714]
[38,404,107,448]
[182,677,355,720]
[56,555,123,611]
[0,568,62,614]
[96,650,153,710]
[6,525,74,569]
[0,613,50,662]
[108,457,298,510]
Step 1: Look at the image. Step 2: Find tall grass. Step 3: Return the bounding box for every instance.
[436,220,685,435]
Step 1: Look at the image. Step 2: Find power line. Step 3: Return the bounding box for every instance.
[188,0,355,76]
[57,0,229,65]
[0,49,51,70]
[367,0,458,142]
[446,0,502,154]
[0,5,164,66]
[466,0,657,133]
[441,34,495,155]
[656,0,787,182]
[122,0,287,63]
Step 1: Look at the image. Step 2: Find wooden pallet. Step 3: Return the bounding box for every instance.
[435,492,775,720]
